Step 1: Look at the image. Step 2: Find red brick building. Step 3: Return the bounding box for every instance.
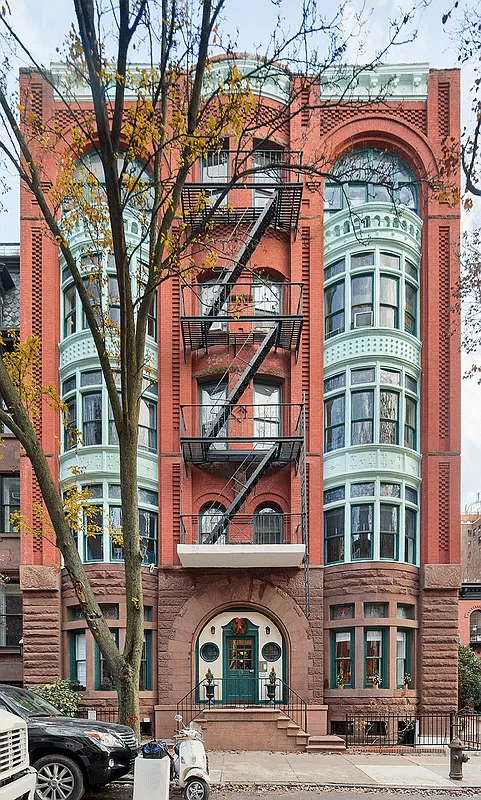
[10,59,461,745]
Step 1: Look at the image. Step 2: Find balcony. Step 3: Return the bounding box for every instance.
[177,512,306,568]
[180,403,303,464]
[180,281,303,354]
[181,150,303,230]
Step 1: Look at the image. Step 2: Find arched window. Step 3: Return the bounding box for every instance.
[253,504,283,544]
[470,610,481,644]
[324,149,419,216]
[199,503,227,544]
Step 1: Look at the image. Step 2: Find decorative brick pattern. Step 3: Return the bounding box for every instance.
[172,463,181,542]
[301,227,310,436]
[171,278,181,429]
[300,89,310,127]
[319,106,427,136]
[438,227,450,440]
[438,83,450,137]
[438,463,450,558]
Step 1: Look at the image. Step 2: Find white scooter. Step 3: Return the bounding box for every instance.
[172,714,210,800]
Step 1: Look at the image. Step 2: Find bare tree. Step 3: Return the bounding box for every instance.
[0,0,424,732]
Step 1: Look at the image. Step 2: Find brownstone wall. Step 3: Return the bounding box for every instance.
[20,566,61,685]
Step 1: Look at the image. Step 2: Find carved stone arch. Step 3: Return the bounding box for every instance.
[169,577,313,698]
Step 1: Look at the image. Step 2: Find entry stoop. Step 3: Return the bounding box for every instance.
[305,734,346,753]
[201,707,310,751]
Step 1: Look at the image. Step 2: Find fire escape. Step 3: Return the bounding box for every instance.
[178,151,307,570]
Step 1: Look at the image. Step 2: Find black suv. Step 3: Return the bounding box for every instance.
[0,684,140,800]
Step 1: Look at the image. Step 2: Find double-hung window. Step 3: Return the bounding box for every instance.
[1,475,20,532]
[0,584,21,648]
[332,630,354,688]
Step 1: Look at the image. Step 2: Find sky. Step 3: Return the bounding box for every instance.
[0,0,479,509]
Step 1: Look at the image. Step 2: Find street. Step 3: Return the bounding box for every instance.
[84,783,481,800]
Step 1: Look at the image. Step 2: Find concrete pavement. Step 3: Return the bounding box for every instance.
[207,749,481,790]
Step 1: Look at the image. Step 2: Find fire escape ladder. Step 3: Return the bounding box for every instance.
[202,324,280,450]
[201,194,278,333]
[204,445,278,543]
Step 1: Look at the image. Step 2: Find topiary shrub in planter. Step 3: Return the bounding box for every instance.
[31,678,81,717]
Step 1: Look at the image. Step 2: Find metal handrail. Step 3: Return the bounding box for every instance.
[177,677,308,734]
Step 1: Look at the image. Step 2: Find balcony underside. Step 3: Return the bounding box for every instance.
[180,439,302,464]
[177,543,305,568]
[181,317,303,354]
[181,183,302,230]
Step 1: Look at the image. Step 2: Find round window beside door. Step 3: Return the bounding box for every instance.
[262,642,281,662]
[200,643,219,662]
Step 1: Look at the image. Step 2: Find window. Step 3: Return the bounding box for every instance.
[396,629,412,687]
[95,629,119,690]
[139,508,157,565]
[324,507,344,563]
[325,281,344,338]
[332,630,354,688]
[253,382,280,446]
[70,631,86,690]
[253,276,281,321]
[365,629,385,687]
[83,393,102,445]
[199,503,226,544]
[252,146,283,208]
[364,603,388,618]
[324,249,419,339]
[253,504,283,544]
[351,504,373,560]
[324,149,419,215]
[323,365,418,453]
[200,383,228,449]
[84,505,103,562]
[198,280,228,330]
[405,508,416,563]
[351,391,373,445]
[324,395,345,451]
[470,611,481,644]
[380,275,398,328]
[201,147,229,207]
[64,285,77,337]
[380,504,398,559]
[140,631,152,691]
[1,475,20,532]
[64,397,78,451]
[351,275,373,328]
[108,276,120,327]
[330,603,354,620]
[262,642,281,662]
[138,397,157,452]
[0,584,21,647]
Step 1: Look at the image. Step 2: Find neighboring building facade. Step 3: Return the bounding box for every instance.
[13,60,461,741]
[0,244,22,685]
[458,506,481,651]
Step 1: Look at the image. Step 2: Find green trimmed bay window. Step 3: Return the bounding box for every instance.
[70,631,86,690]
[331,629,354,688]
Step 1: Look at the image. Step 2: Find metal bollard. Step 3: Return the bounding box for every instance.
[449,736,469,780]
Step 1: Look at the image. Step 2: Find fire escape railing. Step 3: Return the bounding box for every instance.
[179,158,304,549]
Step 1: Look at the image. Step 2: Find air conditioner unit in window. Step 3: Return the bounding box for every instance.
[353,311,373,328]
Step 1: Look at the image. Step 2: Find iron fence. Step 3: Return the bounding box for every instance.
[77,707,119,723]
[344,712,455,748]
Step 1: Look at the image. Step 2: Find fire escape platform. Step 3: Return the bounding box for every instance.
[181,183,302,230]
[180,439,302,464]
[177,543,305,569]
[181,317,303,354]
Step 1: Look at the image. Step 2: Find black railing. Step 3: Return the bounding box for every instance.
[177,677,307,734]
[456,709,481,750]
[344,712,455,748]
[77,707,119,723]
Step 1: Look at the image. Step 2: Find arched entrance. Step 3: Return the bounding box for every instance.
[196,608,285,704]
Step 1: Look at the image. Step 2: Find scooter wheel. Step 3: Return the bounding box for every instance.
[184,777,210,800]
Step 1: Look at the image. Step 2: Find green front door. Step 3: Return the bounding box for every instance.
[223,618,258,703]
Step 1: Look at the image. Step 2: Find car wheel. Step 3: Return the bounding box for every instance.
[184,777,210,800]
[33,753,85,800]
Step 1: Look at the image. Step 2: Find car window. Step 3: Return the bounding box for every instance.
[0,687,60,717]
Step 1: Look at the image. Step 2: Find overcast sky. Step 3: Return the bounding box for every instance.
[1,0,479,509]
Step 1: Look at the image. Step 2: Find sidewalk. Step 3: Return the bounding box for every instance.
[207,749,481,790]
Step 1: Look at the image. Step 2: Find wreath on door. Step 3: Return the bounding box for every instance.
[230,617,247,635]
